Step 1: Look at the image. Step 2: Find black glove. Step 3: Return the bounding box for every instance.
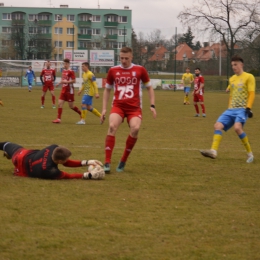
[245,107,253,118]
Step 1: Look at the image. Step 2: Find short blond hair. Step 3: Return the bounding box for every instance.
[120,47,132,54]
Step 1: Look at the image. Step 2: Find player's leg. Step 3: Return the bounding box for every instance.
[0,142,23,159]
[87,104,102,118]
[200,110,233,159]
[234,113,254,163]
[117,111,142,173]
[199,100,206,117]
[184,87,187,104]
[104,111,123,173]
[28,81,31,92]
[52,97,65,123]
[50,86,56,108]
[193,100,200,117]
[186,87,190,104]
[77,103,87,124]
[68,93,81,117]
[41,89,46,108]
[0,99,4,106]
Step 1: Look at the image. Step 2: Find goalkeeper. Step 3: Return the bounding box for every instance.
[200,55,255,163]
[24,66,36,92]
[0,142,105,180]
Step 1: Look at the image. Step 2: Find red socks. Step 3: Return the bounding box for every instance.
[41,96,45,105]
[52,95,56,105]
[105,135,115,163]
[201,104,205,113]
[121,135,137,162]
[72,106,81,116]
[58,108,62,119]
[194,104,199,114]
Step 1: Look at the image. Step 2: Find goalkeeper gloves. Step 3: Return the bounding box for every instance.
[245,107,253,118]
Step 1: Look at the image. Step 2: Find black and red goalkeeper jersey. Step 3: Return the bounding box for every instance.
[25,145,62,179]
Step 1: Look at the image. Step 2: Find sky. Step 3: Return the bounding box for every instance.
[3,0,205,41]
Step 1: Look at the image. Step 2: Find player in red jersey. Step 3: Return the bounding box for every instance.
[40,60,56,109]
[0,141,105,180]
[101,47,157,173]
[52,58,81,123]
[193,68,206,117]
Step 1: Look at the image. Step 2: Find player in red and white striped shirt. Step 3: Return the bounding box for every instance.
[101,47,157,173]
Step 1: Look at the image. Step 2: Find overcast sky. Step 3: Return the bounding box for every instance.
[4,0,207,41]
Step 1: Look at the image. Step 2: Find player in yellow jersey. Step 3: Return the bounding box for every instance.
[200,55,255,163]
[181,67,194,104]
[76,62,102,125]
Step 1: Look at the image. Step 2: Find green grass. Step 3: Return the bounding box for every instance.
[0,88,260,260]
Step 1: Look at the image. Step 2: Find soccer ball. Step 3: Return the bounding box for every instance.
[88,164,95,172]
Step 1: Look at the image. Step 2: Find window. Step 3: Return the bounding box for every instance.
[38,14,50,21]
[92,42,101,48]
[92,15,101,22]
[55,14,62,21]
[80,28,92,35]
[67,15,75,21]
[55,41,62,47]
[2,40,11,46]
[2,13,11,20]
[79,41,92,48]
[118,16,127,23]
[92,29,100,35]
[67,28,75,35]
[107,15,117,22]
[107,29,117,35]
[38,27,51,34]
[28,14,38,21]
[12,13,24,20]
[118,29,126,36]
[55,27,63,34]
[66,41,74,48]
[79,14,92,21]
[29,27,37,34]
[28,40,36,47]
[2,27,11,33]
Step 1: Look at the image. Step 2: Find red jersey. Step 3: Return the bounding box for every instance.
[105,64,151,108]
[194,74,205,95]
[61,69,76,94]
[40,68,56,85]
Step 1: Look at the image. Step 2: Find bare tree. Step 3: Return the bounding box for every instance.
[178,0,260,62]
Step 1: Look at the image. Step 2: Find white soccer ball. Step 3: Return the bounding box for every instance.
[88,164,95,172]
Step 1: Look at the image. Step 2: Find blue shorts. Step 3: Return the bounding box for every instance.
[217,108,248,131]
[184,86,191,93]
[28,80,33,85]
[82,95,93,106]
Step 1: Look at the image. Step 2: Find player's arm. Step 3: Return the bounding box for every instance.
[190,75,194,83]
[91,74,99,98]
[32,71,36,81]
[78,84,84,95]
[101,87,111,122]
[53,71,56,82]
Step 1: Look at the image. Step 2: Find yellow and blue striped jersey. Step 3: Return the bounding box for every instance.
[182,73,194,87]
[228,72,255,109]
[81,70,98,96]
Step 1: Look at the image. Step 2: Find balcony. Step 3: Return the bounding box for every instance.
[78,21,92,27]
[37,20,52,26]
[36,33,52,39]
[78,34,92,40]
[11,19,25,26]
[107,34,118,40]
[78,47,87,50]
[104,21,118,27]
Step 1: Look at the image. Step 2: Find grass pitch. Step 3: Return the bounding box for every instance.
[0,87,260,260]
